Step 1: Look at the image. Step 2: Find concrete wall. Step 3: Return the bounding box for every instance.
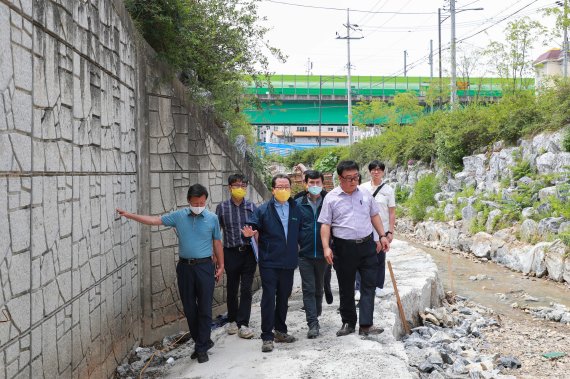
[0,0,270,377]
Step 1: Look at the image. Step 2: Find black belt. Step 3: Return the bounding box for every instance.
[333,233,373,244]
[179,257,212,265]
[228,245,251,252]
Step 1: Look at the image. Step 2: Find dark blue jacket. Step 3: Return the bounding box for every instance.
[248,197,301,269]
[296,192,327,259]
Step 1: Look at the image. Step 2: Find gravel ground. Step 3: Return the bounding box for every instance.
[477,312,570,378]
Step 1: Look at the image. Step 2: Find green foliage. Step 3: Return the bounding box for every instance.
[406,174,440,222]
[283,146,347,169]
[125,0,284,142]
[395,186,411,204]
[313,152,340,173]
[563,127,570,153]
[512,159,534,181]
[352,93,423,128]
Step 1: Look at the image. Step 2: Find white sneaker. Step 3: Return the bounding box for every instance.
[226,321,238,335]
[238,325,254,339]
[375,287,394,297]
[354,290,361,301]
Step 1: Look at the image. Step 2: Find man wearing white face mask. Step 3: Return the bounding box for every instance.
[116,184,223,364]
[295,170,329,339]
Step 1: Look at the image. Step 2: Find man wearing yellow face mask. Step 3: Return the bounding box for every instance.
[242,174,302,353]
[215,174,257,340]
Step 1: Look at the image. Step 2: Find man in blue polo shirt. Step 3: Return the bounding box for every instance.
[116,184,223,364]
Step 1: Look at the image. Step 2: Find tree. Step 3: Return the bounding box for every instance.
[352,100,391,129]
[392,92,424,125]
[352,92,423,129]
[125,0,285,142]
[484,17,547,91]
[424,78,450,109]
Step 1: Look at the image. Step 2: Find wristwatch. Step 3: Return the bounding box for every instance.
[385,231,393,237]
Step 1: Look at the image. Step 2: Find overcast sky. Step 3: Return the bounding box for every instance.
[257,0,561,77]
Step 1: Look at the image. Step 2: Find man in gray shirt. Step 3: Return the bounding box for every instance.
[318,160,390,337]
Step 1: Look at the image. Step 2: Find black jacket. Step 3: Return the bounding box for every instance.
[295,191,328,259]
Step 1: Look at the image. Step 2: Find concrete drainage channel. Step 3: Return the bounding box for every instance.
[119,240,501,378]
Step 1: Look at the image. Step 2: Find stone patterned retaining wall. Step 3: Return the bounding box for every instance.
[0,1,269,378]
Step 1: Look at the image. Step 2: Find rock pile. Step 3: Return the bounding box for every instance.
[115,332,192,379]
[405,293,520,379]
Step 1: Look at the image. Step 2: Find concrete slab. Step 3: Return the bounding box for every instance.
[164,240,442,379]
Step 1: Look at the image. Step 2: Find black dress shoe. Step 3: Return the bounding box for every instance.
[191,339,214,359]
[325,290,333,305]
[196,352,209,363]
[336,323,355,337]
[359,325,384,336]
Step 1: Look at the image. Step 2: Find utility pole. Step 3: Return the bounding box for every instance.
[404,50,408,77]
[318,75,322,147]
[337,9,363,146]
[562,0,568,79]
[429,40,434,80]
[438,8,443,108]
[429,39,434,112]
[306,58,313,97]
[450,0,457,107]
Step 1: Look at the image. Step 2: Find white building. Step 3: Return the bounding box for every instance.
[257,124,373,146]
[534,48,570,88]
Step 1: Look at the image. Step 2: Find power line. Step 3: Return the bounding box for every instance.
[264,0,436,15]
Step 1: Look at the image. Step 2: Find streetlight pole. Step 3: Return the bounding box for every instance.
[337,9,363,146]
[404,50,408,77]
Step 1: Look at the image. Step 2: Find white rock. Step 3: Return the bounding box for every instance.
[545,240,567,282]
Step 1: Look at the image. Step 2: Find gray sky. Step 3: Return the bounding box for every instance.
[257,0,561,77]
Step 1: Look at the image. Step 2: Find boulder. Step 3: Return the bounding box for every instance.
[462,154,486,177]
[434,192,455,202]
[537,202,553,215]
[493,228,517,243]
[564,257,570,284]
[444,204,457,221]
[439,227,460,249]
[519,219,538,243]
[470,232,505,259]
[485,209,502,233]
[538,186,559,201]
[493,246,523,271]
[536,152,570,175]
[520,242,551,277]
[517,176,533,185]
[461,205,477,224]
[521,207,537,219]
[559,221,570,234]
[538,217,565,236]
[545,240,567,282]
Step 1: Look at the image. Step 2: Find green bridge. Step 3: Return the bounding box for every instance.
[243,75,534,125]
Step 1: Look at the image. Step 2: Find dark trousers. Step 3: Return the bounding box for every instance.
[324,264,332,297]
[333,238,378,327]
[224,246,257,327]
[298,257,327,328]
[259,267,295,341]
[176,261,215,353]
[355,251,386,290]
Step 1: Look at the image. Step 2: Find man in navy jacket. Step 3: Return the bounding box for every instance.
[242,174,302,353]
[296,170,328,339]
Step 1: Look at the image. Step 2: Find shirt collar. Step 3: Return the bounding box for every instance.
[187,208,206,217]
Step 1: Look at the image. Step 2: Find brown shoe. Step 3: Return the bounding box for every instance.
[359,325,384,336]
[336,323,355,337]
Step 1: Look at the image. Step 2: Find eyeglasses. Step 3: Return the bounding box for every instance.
[340,174,360,183]
[370,168,383,173]
[274,186,291,190]
[230,184,248,189]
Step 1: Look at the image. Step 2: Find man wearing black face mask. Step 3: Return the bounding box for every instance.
[116,184,223,363]
[295,170,329,339]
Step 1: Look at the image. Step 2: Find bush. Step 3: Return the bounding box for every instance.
[563,127,570,153]
[512,159,534,181]
[406,174,440,222]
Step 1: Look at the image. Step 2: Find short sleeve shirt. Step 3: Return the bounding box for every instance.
[317,187,380,240]
[360,181,396,234]
[161,208,221,259]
